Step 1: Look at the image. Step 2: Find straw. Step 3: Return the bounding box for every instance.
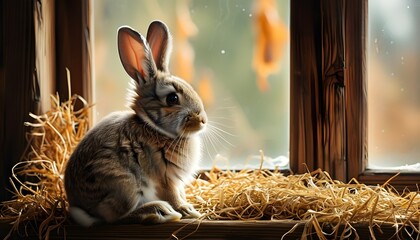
[1,79,419,239]
[185,167,420,239]
[0,71,92,239]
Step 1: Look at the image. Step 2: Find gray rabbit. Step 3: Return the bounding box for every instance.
[64,21,206,227]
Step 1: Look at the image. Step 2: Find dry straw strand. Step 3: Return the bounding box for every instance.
[185,167,420,239]
[0,88,91,239]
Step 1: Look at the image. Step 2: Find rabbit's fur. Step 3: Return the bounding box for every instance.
[64,21,206,227]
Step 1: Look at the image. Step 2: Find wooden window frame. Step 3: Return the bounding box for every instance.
[290,0,352,181]
[290,0,420,191]
[0,0,92,202]
[1,0,420,238]
[345,0,420,190]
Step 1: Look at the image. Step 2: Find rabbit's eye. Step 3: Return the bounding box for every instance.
[166,93,179,106]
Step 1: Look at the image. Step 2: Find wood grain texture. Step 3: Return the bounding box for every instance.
[1,220,416,240]
[320,0,346,180]
[344,0,367,183]
[290,0,346,180]
[290,0,321,175]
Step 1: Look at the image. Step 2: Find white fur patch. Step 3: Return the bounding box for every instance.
[188,135,202,176]
[141,179,158,204]
[69,206,101,227]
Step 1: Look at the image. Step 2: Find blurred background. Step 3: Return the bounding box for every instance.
[93,0,290,169]
[93,0,420,171]
[368,0,420,169]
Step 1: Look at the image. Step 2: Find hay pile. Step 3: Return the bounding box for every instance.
[186,166,420,239]
[1,91,419,239]
[0,93,91,239]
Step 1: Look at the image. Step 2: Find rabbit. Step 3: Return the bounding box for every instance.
[64,20,207,227]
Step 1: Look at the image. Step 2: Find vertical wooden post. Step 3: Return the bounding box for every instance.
[55,0,92,104]
[34,0,56,113]
[290,0,346,180]
[0,0,37,201]
[290,0,322,174]
[344,0,367,181]
[320,0,346,180]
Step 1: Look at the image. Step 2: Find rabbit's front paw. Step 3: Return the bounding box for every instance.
[138,200,182,224]
[177,204,201,219]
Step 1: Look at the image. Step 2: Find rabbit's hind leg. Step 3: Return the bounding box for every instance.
[94,185,144,223]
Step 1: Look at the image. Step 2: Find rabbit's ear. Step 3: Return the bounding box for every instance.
[146,21,171,73]
[118,26,157,83]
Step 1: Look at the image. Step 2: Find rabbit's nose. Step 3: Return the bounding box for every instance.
[185,112,206,133]
[197,110,207,123]
[199,113,207,125]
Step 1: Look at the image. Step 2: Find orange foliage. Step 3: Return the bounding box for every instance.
[253,0,288,92]
[197,70,215,107]
[174,0,215,108]
[174,0,198,83]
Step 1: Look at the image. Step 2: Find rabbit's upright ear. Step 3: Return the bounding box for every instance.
[146,21,171,73]
[118,26,157,83]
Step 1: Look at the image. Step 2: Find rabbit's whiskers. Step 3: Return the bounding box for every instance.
[201,119,235,161]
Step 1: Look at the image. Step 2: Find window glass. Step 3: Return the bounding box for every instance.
[93,0,290,169]
[368,0,420,170]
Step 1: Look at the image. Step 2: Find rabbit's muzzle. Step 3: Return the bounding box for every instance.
[184,112,207,133]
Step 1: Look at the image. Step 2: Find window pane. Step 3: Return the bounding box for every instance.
[93,0,290,169]
[368,0,420,169]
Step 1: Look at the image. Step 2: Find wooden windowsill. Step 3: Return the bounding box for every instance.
[1,219,416,239]
[357,171,420,192]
